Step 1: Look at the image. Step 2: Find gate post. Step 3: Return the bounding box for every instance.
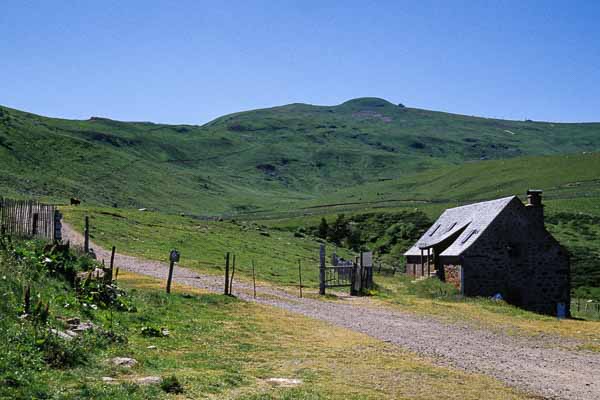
[351,261,359,296]
[319,244,326,295]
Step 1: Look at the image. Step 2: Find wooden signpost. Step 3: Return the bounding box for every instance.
[166,249,180,294]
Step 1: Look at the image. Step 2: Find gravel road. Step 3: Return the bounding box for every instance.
[63,223,600,400]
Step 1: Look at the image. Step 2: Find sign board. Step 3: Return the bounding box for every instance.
[557,302,567,319]
[362,252,373,267]
[170,249,180,263]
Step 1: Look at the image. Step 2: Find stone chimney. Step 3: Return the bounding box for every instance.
[525,189,544,226]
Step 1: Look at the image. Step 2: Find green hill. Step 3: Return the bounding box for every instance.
[1,98,599,215]
[306,152,600,211]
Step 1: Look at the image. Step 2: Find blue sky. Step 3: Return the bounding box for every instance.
[1,1,599,124]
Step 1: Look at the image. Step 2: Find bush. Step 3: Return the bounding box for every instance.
[407,277,459,299]
[78,276,137,312]
[160,375,184,394]
[38,333,88,368]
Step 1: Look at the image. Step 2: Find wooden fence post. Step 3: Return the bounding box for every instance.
[252,259,257,299]
[360,251,364,292]
[224,252,230,295]
[84,216,89,253]
[53,210,62,242]
[32,213,38,237]
[319,244,326,295]
[230,254,236,295]
[298,259,303,298]
[109,246,116,282]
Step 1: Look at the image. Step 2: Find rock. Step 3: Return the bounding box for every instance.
[135,376,162,385]
[92,268,105,278]
[66,317,81,325]
[111,357,138,368]
[265,378,303,387]
[50,328,74,341]
[78,268,105,280]
[71,321,95,332]
[147,345,157,349]
[102,377,118,384]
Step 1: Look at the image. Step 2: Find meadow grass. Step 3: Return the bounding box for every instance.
[61,206,353,288]
[110,271,539,400]
[1,239,537,399]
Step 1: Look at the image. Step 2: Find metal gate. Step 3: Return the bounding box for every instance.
[318,245,373,295]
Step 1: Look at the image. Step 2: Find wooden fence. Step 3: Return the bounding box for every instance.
[0,197,56,240]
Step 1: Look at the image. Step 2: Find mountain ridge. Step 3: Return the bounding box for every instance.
[1,100,599,215]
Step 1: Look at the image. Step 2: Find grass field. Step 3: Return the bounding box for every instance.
[62,198,600,299]
[0,239,538,399]
[60,204,600,347]
[61,206,353,288]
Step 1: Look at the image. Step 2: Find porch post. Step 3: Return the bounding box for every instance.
[427,248,431,277]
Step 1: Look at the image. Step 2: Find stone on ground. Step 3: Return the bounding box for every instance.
[111,357,138,367]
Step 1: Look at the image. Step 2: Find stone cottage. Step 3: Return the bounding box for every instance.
[404,190,570,316]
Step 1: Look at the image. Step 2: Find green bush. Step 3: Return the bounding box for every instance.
[160,375,184,394]
[407,277,459,299]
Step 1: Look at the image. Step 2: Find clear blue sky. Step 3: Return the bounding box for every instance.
[2,1,599,124]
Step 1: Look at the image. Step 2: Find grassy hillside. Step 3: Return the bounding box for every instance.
[1,99,599,215]
[308,152,600,208]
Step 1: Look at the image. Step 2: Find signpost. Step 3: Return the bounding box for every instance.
[166,249,180,294]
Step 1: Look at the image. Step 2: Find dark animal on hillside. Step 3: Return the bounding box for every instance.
[70,198,81,206]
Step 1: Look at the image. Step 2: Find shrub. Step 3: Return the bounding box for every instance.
[38,333,88,368]
[160,375,184,394]
[407,277,459,299]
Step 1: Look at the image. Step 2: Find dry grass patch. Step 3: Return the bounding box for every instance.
[117,271,537,400]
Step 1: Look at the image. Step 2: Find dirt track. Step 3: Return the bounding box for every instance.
[63,223,600,400]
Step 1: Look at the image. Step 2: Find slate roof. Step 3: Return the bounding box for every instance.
[404,196,517,257]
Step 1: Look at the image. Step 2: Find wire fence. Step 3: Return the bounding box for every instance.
[572,298,600,319]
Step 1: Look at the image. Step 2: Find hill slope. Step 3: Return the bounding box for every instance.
[1,98,599,214]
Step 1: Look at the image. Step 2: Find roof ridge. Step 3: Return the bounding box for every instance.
[446,195,516,211]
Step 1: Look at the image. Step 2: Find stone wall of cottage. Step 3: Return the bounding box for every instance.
[443,264,462,289]
[461,198,570,316]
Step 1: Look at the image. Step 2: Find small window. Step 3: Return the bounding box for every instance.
[461,229,478,244]
[429,224,441,236]
[445,222,457,233]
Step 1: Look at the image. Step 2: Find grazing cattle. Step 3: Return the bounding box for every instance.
[70,198,81,206]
